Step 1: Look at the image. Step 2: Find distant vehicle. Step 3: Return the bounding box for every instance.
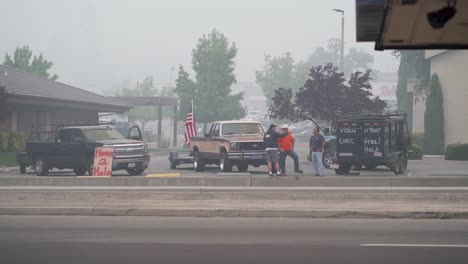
[189,120,266,172]
[17,125,149,176]
[329,113,411,175]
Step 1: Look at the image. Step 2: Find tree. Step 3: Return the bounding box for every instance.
[114,75,159,130]
[3,46,58,80]
[256,52,303,105]
[174,29,246,131]
[256,39,375,105]
[0,85,10,121]
[269,64,386,123]
[395,50,430,132]
[424,74,444,155]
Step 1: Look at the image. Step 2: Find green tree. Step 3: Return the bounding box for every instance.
[424,74,444,155]
[174,29,246,131]
[395,50,430,132]
[256,39,374,105]
[3,46,58,80]
[114,75,159,130]
[269,64,386,122]
[0,85,10,121]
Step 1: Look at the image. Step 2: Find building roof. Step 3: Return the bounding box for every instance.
[0,65,131,112]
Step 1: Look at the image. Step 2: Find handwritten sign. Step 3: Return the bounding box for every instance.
[337,122,360,156]
[363,123,384,157]
[92,147,114,176]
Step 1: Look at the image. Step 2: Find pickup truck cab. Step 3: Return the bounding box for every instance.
[17,125,149,176]
[190,121,266,172]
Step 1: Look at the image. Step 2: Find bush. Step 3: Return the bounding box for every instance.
[7,133,19,151]
[408,144,423,160]
[0,132,8,152]
[445,143,468,161]
[412,133,424,149]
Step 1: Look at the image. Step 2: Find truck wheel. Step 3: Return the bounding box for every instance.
[126,168,145,176]
[219,152,233,172]
[392,156,402,175]
[73,168,87,176]
[20,164,26,174]
[237,162,249,172]
[335,164,350,175]
[170,160,177,169]
[34,158,49,176]
[398,155,407,174]
[193,151,205,172]
[322,152,332,169]
[87,158,94,176]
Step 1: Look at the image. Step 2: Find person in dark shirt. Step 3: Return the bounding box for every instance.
[264,124,288,177]
[309,127,325,176]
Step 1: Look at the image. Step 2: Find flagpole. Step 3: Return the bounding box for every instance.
[191,99,195,136]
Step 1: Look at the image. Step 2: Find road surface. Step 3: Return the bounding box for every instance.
[1,216,468,264]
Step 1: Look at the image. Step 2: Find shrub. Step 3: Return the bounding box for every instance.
[445,143,468,161]
[0,132,8,152]
[7,133,19,151]
[17,132,26,149]
[412,132,424,149]
[408,144,423,160]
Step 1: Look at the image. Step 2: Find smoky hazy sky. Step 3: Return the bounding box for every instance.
[1,0,398,94]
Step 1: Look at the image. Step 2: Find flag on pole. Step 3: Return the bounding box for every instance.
[184,101,197,145]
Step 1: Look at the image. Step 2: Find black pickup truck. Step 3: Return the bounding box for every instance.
[17,125,150,176]
[329,113,411,175]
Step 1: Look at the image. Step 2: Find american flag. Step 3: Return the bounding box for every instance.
[184,102,196,145]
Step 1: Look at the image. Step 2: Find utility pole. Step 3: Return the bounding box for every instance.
[332,9,344,72]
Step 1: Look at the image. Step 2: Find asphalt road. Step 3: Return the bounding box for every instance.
[1,216,468,264]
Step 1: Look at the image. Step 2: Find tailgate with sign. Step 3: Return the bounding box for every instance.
[336,121,360,159]
[362,122,385,158]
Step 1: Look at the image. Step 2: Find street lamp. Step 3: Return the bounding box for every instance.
[332,9,344,72]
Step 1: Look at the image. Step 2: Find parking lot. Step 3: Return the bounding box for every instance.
[4,146,468,178]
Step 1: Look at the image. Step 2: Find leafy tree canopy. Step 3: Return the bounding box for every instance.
[256,39,374,105]
[174,29,246,127]
[424,74,444,155]
[114,75,160,130]
[3,46,58,80]
[269,64,386,122]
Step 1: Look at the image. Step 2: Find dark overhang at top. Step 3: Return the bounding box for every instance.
[356,0,468,50]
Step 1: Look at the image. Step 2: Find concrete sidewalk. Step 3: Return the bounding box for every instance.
[1,186,468,219]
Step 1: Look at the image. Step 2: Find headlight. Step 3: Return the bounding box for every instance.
[144,144,148,153]
[230,142,239,148]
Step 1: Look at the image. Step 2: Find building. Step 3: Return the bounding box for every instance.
[0,65,131,139]
[424,50,468,146]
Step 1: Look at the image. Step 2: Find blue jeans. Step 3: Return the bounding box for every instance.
[279,150,300,174]
[312,152,324,176]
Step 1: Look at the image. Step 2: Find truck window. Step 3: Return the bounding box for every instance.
[222,123,265,135]
[59,129,73,142]
[84,128,125,141]
[71,129,85,142]
[212,124,220,137]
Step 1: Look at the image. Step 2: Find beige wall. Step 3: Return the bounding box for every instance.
[429,50,468,145]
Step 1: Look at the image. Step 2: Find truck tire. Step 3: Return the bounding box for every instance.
[392,156,402,175]
[73,168,87,176]
[126,168,145,176]
[170,160,177,169]
[237,162,249,172]
[219,152,233,172]
[322,152,332,169]
[34,158,49,176]
[87,158,94,176]
[193,150,205,172]
[335,164,350,175]
[398,155,407,174]
[20,164,26,174]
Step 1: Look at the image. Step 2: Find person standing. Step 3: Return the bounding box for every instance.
[264,124,288,177]
[278,126,303,175]
[309,127,326,176]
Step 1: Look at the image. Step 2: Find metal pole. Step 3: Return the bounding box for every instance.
[340,12,344,73]
[173,105,177,147]
[157,105,162,147]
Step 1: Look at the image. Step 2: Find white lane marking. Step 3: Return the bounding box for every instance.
[361,244,468,248]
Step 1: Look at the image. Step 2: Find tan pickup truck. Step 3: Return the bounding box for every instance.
[190,120,267,172]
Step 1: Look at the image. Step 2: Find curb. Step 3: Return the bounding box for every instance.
[1,207,468,219]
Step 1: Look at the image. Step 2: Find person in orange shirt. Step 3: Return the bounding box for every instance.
[278,126,303,176]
